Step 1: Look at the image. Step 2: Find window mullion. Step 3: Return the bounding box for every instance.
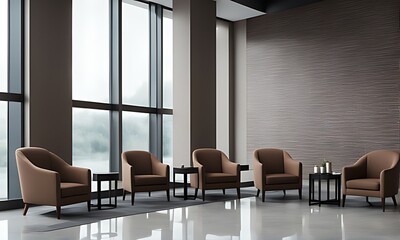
[149,3,162,160]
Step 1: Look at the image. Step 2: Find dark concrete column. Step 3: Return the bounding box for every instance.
[25,0,72,163]
[173,0,216,166]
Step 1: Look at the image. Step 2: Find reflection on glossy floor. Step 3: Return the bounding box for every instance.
[3,193,400,240]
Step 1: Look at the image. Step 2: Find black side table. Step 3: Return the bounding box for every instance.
[92,172,119,210]
[240,164,249,171]
[309,173,341,207]
[173,167,198,200]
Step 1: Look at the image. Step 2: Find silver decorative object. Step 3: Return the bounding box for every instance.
[314,165,319,173]
[326,162,332,173]
[320,166,326,174]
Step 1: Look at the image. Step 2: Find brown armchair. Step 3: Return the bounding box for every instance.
[190,148,240,201]
[15,147,91,219]
[253,148,302,202]
[121,150,170,205]
[342,150,399,211]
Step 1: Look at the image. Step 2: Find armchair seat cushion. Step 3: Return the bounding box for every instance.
[60,182,90,198]
[265,173,299,185]
[346,178,380,191]
[134,175,167,186]
[205,173,238,184]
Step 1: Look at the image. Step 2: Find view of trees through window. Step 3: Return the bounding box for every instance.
[122,0,150,107]
[0,0,8,199]
[163,10,173,109]
[0,102,7,199]
[72,0,110,103]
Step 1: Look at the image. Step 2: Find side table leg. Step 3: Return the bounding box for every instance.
[318,175,321,207]
[338,178,341,207]
[109,180,111,205]
[308,177,311,205]
[97,180,101,210]
[173,173,176,197]
[327,179,330,201]
[183,173,188,200]
[115,179,118,207]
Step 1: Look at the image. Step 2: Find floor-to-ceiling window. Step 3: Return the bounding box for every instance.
[0,0,23,201]
[162,9,173,168]
[72,0,111,181]
[122,0,150,153]
[0,0,8,199]
[72,0,173,189]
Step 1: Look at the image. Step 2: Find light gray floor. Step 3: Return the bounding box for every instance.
[1,186,400,240]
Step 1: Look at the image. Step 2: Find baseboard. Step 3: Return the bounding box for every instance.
[0,198,24,211]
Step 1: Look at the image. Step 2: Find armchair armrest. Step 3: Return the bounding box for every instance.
[283,152,301,177]
[191,159,204,188]
[342,156,367,182]
[16,154,60,206]
[121,156,134,189]
[151,155,169,177]
[253,157,264,190]
[381,162,400,197]
[62,165,91,185]
[221,154,240,177]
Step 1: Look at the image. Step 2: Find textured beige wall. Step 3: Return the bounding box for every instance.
[246,0,400,177]
[25,0,72,163]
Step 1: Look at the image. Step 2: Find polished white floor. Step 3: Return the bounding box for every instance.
[2,191,400,240]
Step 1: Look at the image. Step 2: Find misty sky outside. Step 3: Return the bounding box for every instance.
[72,0,173,189]
[1,0,8,199]
[0,0,172,197]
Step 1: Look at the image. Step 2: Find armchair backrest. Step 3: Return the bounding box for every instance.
[16,147,67,172]
[254,148,284,174]
[193,149,222,173]
[17,147,52,170]
[365,150,399,178]
[122,151,152,175]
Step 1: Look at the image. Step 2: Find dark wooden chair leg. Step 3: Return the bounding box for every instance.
[194,188,198,198]
[222,189,225,195]
[262,190,266,202]
[299,188,302,200]
[23,203,29,216]
[283,190,286,196]
[87,201,91,212]
[56,206,61,219]
[366,196,372,206]
[256,189,260,197]
[382,198,386,212]
[131,192,135,205]
[122,189,126,201]
[392,196,397,206]
[237,188,241,199]
[149,192,151,197]
[166,189,170,201]
[202,189,206,201]
[342,194,346,207]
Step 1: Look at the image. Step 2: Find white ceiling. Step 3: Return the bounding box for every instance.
[147,0,265,21]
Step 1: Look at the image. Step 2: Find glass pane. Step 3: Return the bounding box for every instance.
[72,0,110,103]
[163,10,173,109]
[122,0,150,107]
[163,115,173,177]
[0,0,8,92]
[0,102,7,199]
[73,108,110,191]
[122,112,149,152]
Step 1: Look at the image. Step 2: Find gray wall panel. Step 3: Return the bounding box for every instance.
[246,0,400,177]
